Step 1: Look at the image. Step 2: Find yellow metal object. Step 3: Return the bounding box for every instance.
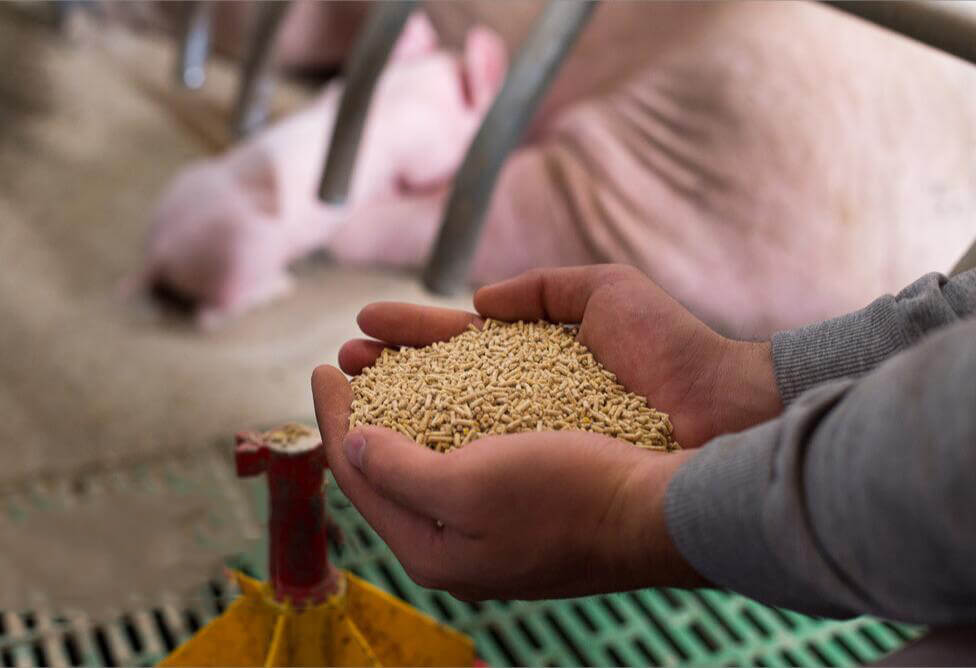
[160,571,475,667]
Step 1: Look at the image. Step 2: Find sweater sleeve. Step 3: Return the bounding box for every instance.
[665,317,976,624]
[772,269,976,404]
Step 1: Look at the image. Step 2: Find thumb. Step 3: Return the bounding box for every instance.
[311,365,353,455]
[344,426,468,522]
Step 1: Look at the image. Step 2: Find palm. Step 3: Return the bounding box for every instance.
[571,277,726,447]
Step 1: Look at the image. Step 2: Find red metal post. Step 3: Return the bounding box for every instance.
[235,426,338,607]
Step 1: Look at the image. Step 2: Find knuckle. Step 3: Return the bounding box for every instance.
[365,457,398,495]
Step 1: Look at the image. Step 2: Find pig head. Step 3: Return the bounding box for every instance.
[140,12,507,326]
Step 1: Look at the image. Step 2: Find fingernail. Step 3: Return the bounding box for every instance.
[344,432,366,470]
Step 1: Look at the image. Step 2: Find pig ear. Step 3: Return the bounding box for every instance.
[390,12,439,62]
[462,26,508,110]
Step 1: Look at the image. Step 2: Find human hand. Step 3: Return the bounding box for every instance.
[312,364,707,600]
[340,265,782,448]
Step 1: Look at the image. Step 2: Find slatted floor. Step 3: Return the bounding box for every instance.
[323,479,922,667]
[0,467,923,666]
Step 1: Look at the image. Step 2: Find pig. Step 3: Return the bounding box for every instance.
[144,2,976,336]
[139,12,507,327]
[333,1,976,336]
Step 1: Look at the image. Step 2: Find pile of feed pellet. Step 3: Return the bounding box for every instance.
[261,423,320,452]
[349,319,679,452]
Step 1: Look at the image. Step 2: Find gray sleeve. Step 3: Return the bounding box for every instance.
[665,317,976,624]
[773,269,976,403]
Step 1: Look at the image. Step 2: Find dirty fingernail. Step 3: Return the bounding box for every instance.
[344,432,366,470]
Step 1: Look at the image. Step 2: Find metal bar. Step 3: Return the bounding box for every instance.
[827,1,976,66]
[230,0,293,139]
[175,1,215,90]
[422,1,597,295]
[317,1,418,204]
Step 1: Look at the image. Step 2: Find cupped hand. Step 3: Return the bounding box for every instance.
[312,365,706,600]
[340,264,782,448]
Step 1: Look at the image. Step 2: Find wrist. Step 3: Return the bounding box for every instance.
[617,449,709,590]
[709,339,783,438]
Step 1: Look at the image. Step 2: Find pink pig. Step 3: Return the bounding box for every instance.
[141,12,507,327]
[144,3,976,337]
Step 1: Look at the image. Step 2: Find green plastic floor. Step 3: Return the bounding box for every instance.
[0,468,924,666]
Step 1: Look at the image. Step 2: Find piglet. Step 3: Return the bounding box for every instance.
[139,12,507,327]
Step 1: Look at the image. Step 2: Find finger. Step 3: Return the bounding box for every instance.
[311,364,354,450]
[345,426,471,526]
[357,303,483,347]
[473,264,641,323]
[338,339,394,375]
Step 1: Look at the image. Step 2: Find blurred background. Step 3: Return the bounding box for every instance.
[0,0,974,665]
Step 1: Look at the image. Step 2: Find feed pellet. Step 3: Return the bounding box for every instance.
[349,319,679,452]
